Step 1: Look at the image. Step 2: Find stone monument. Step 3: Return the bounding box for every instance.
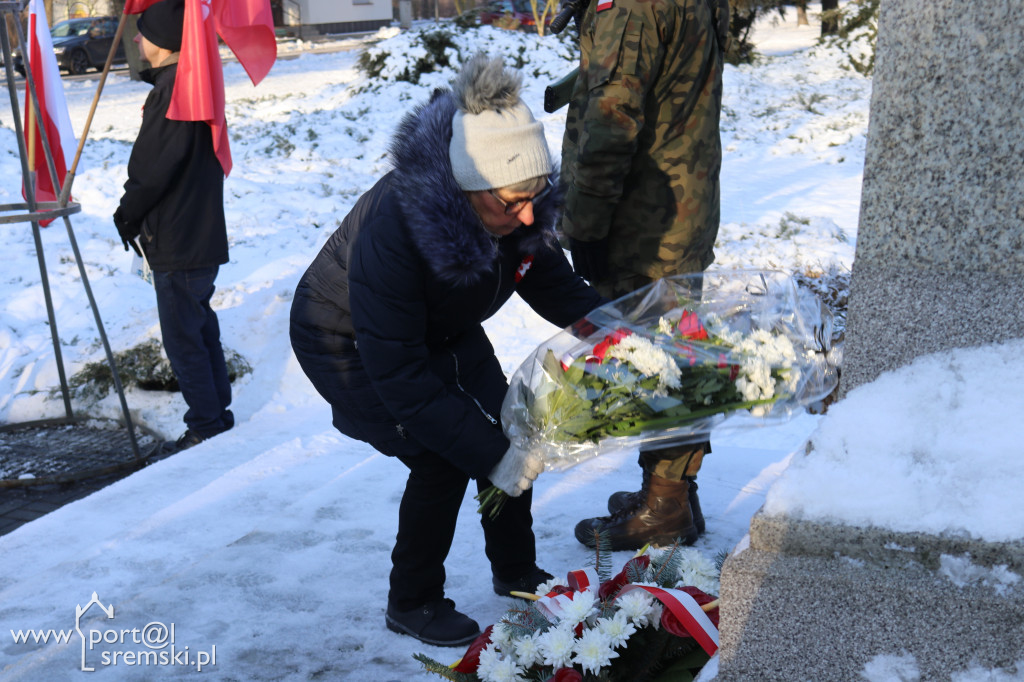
[714,1,1024,678]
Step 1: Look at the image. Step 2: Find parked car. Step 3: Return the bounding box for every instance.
[14,16,126,77]
[478,0,552,29]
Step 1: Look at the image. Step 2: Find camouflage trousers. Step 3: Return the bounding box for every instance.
[594,272,709,482]
[640,441,709,481]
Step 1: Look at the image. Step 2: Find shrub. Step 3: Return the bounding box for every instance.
[67,339,252,399]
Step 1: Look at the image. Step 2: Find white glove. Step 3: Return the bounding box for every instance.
[488,446,544,497]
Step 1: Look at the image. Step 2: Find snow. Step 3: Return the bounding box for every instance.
[764,340,1024,543]
[1,4,1019,680]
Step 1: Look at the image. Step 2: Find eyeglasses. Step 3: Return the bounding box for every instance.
[488,179,552,216]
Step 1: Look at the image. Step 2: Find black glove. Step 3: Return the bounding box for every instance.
[569,236,610,284]
[113,207,142,257]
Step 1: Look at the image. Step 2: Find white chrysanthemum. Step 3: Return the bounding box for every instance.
[733,330,801,399]
[616,589,659,627]
[672,547,722,595]
[490,623,514,651]
[481,656,527,682]
[607,335,682,390]
[596,610,637,649]
[537,624,577,668]
[658,316,674,335]
[476,644,502,681]
[534,577,562,596]
[559,589,599,625]
[572,628,619,675]
[703,312,724,331]
[476,642,528,682]
[510,631,543,669]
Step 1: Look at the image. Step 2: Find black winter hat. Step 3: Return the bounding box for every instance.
[137,0,185,52]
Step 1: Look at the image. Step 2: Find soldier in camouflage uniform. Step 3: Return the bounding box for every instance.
[562,0,729,551]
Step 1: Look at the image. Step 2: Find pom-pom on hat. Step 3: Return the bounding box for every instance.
[449,53,552,191]
[137,0,185,52]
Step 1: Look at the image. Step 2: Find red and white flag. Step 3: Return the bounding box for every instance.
[124,0,277,176]
[22,0,78,225]
[122,0,161,12]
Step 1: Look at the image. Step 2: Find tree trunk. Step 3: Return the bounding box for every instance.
[821,0,840,35]
[796,2,808,26]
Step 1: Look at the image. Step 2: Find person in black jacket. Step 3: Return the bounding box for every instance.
[290,54,604,647]
[113,0,234,454]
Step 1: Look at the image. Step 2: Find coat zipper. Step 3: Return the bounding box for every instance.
[450,350,498,425]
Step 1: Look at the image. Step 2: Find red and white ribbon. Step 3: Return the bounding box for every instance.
[535,568,599,622]
[616,584,719,656]
[566,568,598,592]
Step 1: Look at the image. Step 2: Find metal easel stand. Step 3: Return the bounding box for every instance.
[1,0,145,476]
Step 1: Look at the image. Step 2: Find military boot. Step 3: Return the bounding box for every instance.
[606,469,650,515]
[576,475,698,551]
[607,474,705,536]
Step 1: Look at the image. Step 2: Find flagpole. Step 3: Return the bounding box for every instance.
[26,80,37,202]
[56,11,129,207]
[26,92,36,169]
[4,10,75,419]
[9,6,144,458]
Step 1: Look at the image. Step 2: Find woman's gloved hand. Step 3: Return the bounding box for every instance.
[488,446,544,497]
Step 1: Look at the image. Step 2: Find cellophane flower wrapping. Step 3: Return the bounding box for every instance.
[501,270,838,471]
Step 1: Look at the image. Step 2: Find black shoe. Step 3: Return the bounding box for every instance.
[158,429,205,455]
[492,566,554,598]
[385,598,480,647]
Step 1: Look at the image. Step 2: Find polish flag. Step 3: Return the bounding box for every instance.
[22,0,78,226]
[122,0,162,11]
[125,0,277,176]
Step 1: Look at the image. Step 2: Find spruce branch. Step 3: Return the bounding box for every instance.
[412,653,475,681]
[588,528,613,581]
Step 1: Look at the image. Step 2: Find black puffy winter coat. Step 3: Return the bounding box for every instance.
[289,90,603,479]
[117,62,228,272]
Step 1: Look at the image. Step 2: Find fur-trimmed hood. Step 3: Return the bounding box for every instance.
[387,89,562,286]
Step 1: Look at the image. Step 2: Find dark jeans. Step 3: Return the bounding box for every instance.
[153,267,232,438]
[388,451,538,611]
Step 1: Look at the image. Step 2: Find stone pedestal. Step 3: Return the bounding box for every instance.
[716,513,1024,680]
[715,0,1024,676]
[839,0,1024,397]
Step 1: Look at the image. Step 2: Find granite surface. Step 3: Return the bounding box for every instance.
[840,0,1024,396]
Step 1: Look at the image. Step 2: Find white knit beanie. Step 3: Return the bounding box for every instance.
[449,54,552,191]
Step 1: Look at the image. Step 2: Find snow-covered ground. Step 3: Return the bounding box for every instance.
[2,5,1020,681]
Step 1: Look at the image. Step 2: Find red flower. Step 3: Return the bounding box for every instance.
[675,343,698,367]
[679,311,709,340]
[452,625,492,673]
[659,587,719,639]
[591,328,632,363]
[546,668,583,682]
[598,555,651,600]
[717,353,740,381]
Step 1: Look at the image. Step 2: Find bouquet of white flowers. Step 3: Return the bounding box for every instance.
[478,270,837,516]
[415,545,723,682]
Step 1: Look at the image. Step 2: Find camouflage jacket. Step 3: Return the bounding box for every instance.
[561,0,727,283]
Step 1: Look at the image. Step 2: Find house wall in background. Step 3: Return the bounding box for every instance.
[282,0,392,34]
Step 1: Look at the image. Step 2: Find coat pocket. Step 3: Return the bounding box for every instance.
[587,10,643,88]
